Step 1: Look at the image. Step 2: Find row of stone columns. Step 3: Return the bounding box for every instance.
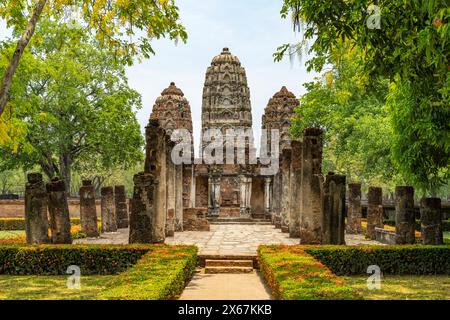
[25,173,129,245]
[343,184,384,240]
[80,181,129,236]
[25,174,72,244]
[268,127,441,246]
[394,186,443,245]
[270,128,346,244]
[343,183,443,245]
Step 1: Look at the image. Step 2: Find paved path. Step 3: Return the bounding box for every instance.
[74,224,383,254]
[179,270,272,300]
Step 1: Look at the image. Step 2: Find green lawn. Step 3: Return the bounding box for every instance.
[342,275,450,300]
[0,275,113,300]
[0,230,24,239]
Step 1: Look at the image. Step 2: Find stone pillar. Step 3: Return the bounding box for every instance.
[367,187,383,240]
[208,175,221,216]
[101,186,117,233]
[395,186,415,244]
[144,119,167,234]
[129,172,165,243]
[46,177,72,244]
[165,140,176,237]
[79,180,99,237]
[130,119,167,243]
[322,173,346,244]
[114,185,128,229]
[239,175,249,217]
[24,173,50,244]
[420,198,443,245]
[246,177,252,215]
[280,148,291,233]
[346,183,362,234]
[190,166,196,207]
[289,141,302,238]
[263,177,272,218]
[175,164,184,231]
[208,177,212,213]
[239,175,252,217]
[272,172,282,228]
[299,128,323,244]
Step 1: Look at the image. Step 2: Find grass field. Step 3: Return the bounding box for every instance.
[0,230,24,239]
[342,275,450,300]
[0,275,112,300]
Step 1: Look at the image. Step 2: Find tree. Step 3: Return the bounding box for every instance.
[0,19,144,193]
[291,42,396,189]
[0,0,187,117]
[278,0,450,195]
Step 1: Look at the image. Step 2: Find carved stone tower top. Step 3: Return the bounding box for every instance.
[150,82,193,135]
[201,48,253,133]
[262,86,298,151]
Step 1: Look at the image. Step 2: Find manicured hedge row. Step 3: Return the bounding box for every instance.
[306,245,450,275]
[99,245,198,300]
[0,245,149,275]
[0,218,82,230]
[258,245,360,300]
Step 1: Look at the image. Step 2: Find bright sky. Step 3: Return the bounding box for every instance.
[0,0,319,155]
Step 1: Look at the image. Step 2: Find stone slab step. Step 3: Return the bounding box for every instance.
[207,217,269,222]
[209,221,272,225]
[205,259,253,268]
[198,254,258,268]
[205,266,254,274]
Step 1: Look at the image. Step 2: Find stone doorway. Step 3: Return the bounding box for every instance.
[195,176,208,207]
[250,177,265,217]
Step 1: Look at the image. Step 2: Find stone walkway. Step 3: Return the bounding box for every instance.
[74,224,383,254]
[179,270,272,300]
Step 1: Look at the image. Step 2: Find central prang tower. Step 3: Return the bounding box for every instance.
[198,48,255,217]
[201,47,252,132]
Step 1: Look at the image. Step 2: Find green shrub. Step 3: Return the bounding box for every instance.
[99,245,198,300]
[258,245,360,300]
[0,245,149,275]
[306,245,450,275]
[0,218,82,231]
[0,244,197,300]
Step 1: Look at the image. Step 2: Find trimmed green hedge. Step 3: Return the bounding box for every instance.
[0,218,82,231]
[99,245,198,300]
[306,245,450,275]
[0,244,198,300]
[258,245,450,300]
[0,245,149,275]
[258,246,360,300]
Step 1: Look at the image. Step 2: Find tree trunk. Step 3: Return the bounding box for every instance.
[0,0,47,117]
[59,153,72,197]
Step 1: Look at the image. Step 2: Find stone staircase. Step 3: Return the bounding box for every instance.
[204,258,254,274]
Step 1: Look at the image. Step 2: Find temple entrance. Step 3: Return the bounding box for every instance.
[251,177,265,217]
[220,176,240,207]
[195,176,208,208]
[219,176,241,217]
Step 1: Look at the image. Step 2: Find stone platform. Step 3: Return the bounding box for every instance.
[74,224,383,254]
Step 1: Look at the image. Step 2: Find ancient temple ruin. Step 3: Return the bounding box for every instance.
[129,48,345,243]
